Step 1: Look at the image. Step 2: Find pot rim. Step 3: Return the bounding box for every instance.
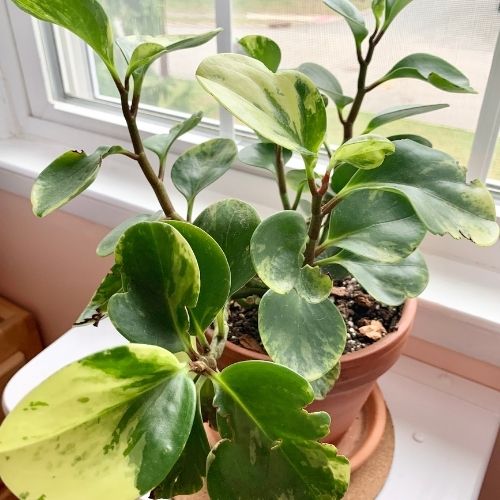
[220,298,418,363]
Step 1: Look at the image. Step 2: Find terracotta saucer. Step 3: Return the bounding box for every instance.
[335,384,387,472]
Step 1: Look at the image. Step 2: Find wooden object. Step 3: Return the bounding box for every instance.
[0,296,43,499]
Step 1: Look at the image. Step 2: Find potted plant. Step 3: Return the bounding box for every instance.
[0,0,498,499]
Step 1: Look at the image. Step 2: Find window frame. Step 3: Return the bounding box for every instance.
[2,1,500,244]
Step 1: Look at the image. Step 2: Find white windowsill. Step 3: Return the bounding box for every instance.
[1,134,499,367]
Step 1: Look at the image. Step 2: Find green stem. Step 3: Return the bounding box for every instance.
[158,157,167,182]
[291,184,305,210]
[323,141,333,159]
[210,308,229,360]
[187,199,194,222]
[275,145,291,210]
[189,312,210,354]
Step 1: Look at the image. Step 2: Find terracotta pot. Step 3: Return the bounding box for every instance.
[217,298,417,443]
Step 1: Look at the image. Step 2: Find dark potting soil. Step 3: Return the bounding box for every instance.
[227,277,403,355]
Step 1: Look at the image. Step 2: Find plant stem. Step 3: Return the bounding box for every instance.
[158,158,167,182]
[342,31,384,142]
[323,141,333,159]
[321,195,343,218]
[186,199,194,222]
[303,194,323,266]
[275,145,291,210]
[291,184,304,210]
[210,308,228,360]
[115,78,183,221]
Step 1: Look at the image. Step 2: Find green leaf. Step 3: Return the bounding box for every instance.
[251,211,306,294]
[75,264,122,326]
[334,134,395,170]
[166,221,230,333]
[251,211,331,303]
[207,361,350,500]
[238,35,281,72]
[331,163,358,193]
[341,140,499,246]
[311,363,341,400]
[380,53,476,93]
[172,138,237,207]
[108,222,200,351]
[194,199,261,295]
[239,142,292,176]
[117,30,221,92]
[196,53,327,156]
[144,112,203,164]
[371,0,385,25]
[323,0,369,45]
[383,0,413,28]
[96,212,163,257]
[325,250,429,305]
[286,168,319,192]
[0,344,196,499]
[11,0,116,74]
[296,265,333,304]
[327,190,426,262]
[387,134,432,147]
[297,62,353,109]
[151,405,209,498]
[363,103,449,133]
[259,290,346,380]
[31,146,125,217]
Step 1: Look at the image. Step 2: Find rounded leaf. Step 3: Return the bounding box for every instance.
[342,140,499,246]
[197,53,326,156]
[238,35,281,72]
[172,138,237,203]
[166,221,231,332]
[239,142,292,175]
[108,222,200,351]
[0,344,196,499]
[194,199,261,295]
[334,134,395,170]
[259,289,346,381]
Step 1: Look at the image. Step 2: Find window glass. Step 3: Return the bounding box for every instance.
[55,0,219,119]
[232,0,499,169]
[487,135,500,185]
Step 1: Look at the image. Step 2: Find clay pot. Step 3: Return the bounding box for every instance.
[216,299,417,443]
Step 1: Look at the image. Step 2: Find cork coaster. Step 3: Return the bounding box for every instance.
[344,408,395,499]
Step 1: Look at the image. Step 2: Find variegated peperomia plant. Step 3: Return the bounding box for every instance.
[0,0,498,499]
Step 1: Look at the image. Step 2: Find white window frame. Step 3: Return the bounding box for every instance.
[1,0,499,226]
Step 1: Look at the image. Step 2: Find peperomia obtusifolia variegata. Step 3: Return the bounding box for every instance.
[0,1,498,499]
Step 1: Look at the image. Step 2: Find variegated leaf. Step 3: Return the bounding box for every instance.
[196,53,326,156]
[341,140,499,246]
[326,190,426,262]
[31,146,126,217]
[194,199,261,295]
[311,363,341,400]
[75,264,122,326]
[251,211,332,303]
[0,345,196,500]
[207,362,350,499]
[11,0,116,75]
[259,290,346,381]
[166,221,230,334]
[333,134,395,170]
[108,222,200,351]
[321,250,429,305]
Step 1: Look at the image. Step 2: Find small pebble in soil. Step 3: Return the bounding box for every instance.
[227,277,403,355]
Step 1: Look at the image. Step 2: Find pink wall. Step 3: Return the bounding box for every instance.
[0,190,112,345]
